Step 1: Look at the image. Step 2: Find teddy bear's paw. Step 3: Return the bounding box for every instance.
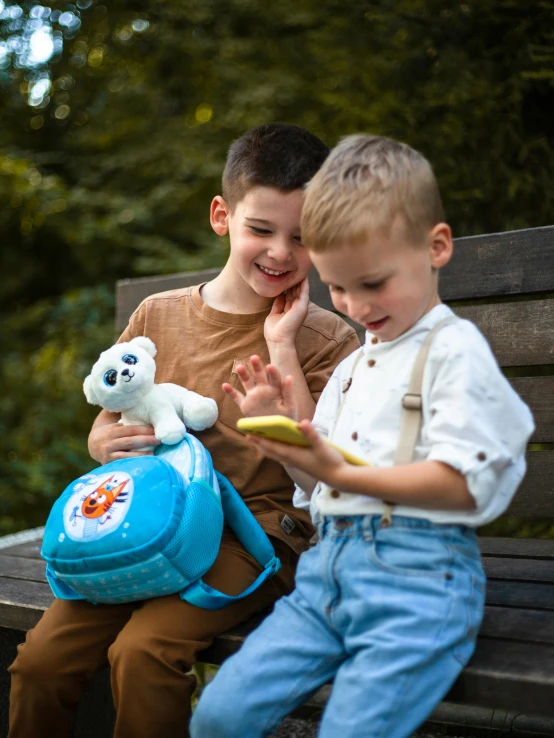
[185,399,218,431]
[155,422,186,446]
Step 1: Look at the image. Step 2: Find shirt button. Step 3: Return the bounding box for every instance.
[351,431,358,441]
[368,359,376,368]
[477,452,487,461]
[330,490,341,499]
[371,337,378,344]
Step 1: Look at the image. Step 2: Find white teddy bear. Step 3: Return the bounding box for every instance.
[83,336,218,445]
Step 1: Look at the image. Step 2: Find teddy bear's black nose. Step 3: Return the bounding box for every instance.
[121,369,130,377]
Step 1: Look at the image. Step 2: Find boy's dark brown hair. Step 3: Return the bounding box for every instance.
[222,123,329,210]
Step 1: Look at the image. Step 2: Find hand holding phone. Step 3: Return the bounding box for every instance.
[236,415,369,467]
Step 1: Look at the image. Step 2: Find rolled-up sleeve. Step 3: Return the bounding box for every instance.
[423,323,535,524]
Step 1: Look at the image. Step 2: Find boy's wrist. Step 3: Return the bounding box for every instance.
[267,338,296,352]
[320,459,351,492]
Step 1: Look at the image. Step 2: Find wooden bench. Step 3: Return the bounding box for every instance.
[0,224,553,736]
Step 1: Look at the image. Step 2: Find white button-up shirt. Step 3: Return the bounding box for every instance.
[293,304,535,527]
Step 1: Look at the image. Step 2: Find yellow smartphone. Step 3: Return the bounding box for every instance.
[236,415,369,467]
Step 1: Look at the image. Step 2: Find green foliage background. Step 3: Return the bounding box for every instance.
[1,0,553,534]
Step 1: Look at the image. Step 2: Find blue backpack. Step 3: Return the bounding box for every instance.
[41,435,281,609]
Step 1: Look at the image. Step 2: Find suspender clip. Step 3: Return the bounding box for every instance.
[402,393,422,410]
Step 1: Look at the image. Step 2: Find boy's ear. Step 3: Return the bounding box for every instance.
[210,196,230,236]
[130,336,157,357]
[83,375,99,405]
[428,223,453,269]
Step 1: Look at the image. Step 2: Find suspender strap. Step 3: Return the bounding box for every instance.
[321,316,457,525]
[381,315,457,524]
[394,316,457,466]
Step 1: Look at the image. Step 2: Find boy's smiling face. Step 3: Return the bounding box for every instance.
[211,186,312,308]
[311,217,453,342]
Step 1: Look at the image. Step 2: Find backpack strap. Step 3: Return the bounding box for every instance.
[45,564,85,600]
[179,471,281,610]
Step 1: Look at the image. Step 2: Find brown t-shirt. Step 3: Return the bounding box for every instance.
[118,284,360,555]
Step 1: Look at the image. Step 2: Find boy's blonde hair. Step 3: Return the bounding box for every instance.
[301,134,444,251]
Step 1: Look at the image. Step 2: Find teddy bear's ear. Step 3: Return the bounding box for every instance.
[83,375,99,405]
[130,336,157,357]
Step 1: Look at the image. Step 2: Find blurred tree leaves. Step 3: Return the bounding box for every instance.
[0,286,114,534]
[0,0,553,532]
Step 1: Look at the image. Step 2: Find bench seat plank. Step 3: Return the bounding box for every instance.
[198,619,554,716]
[480,537,554,558]
[448,638,554,716]
[480,605,554,644]
[2,541,43,560]
[2,533,554,716]
[0,579,54,631]
[2,572,553,616]
[0,556,48,584]
[485,580,554,610]
[483,556,554,583]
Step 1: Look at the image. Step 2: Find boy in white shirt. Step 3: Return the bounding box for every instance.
[191,134,535,738]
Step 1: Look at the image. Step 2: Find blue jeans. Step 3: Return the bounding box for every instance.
[191,515,485,738]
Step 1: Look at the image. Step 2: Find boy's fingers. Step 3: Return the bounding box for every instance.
[297,420,321,445]
[248,435,314,469]
[282,375,295,408]
[247,435,294,462]
[110,450,155,460]
[102,423,154,438]
[110,424,156,437]
[115,435,160,451]
[222,383,244,405]
[235,364,257,390]
[270,294,286,314]
[249,355,268,384]
[266,364,283,388]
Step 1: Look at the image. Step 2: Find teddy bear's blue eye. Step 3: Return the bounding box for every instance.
[104,370,117,386]
[122,354,138,365]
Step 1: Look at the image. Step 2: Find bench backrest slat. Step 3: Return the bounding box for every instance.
[509,451,554,518]
[115,226,553,520]
[454,299,553,367]
[116,268,221,333]
[439,225,554,300]
[511,377,554,444]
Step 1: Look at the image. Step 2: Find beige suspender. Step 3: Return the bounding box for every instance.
[328,316,457,524]
[393,316,457,466]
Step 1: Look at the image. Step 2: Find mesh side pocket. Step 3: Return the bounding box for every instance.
[164,480,224,581]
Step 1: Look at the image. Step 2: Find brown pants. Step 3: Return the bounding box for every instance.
[8,532,297,738]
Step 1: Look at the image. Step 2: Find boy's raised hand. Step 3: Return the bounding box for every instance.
[222,356,297,419]
[264,278,309,347]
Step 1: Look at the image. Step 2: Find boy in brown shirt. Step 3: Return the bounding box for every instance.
[8,123,359,738]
